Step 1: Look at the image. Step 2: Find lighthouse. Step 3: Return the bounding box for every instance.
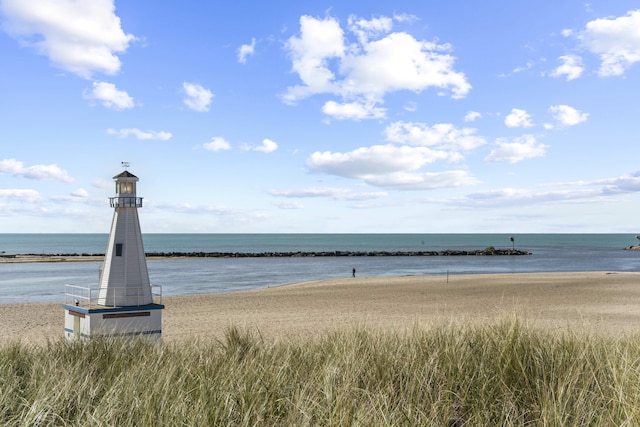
[63,166,163,340]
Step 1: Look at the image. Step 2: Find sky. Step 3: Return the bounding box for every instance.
[1,1,640,234]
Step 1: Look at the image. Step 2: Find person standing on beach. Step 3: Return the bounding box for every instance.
[352,268,356,277]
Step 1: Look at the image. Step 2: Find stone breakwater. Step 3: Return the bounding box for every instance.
[5,249,532,262]
[143,248,532,257]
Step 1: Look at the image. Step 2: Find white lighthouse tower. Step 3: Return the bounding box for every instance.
[63,166,163,340]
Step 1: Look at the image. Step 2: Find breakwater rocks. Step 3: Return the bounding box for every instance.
[16,248,531,259]
[144,248,531,258]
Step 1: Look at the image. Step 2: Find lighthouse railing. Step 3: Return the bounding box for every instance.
[109,196,143,208]
[65,284,162,308]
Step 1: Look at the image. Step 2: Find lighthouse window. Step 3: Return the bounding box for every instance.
[115,243,123,256]
[117,182,134,194]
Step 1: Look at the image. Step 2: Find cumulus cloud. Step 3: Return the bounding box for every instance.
[107,128,172,140]
[0,0,135,78]
[241,138,278,153]
[322,100,386,120]
[202,137,231,152]
[0,189,41,202]
[308,145,448,178]
[255,138,278,153]
[464,111,481,122]
[283,14,470,119]
[577,9,640,76]
[85,81,134,110]
[306,144,478,190]
[182,82,213,112]
[305,119,486,190]
[549,105,589,127]
[238,38,256,63]
[485,135,547,163]
[0,158,73,183]
[504,108,534,128]
[550,54,584,81]
[384,121,486,153]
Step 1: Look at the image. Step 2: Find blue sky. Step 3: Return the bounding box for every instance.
[1,1,640,233]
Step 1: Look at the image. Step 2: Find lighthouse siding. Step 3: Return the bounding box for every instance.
[97,207,152,306]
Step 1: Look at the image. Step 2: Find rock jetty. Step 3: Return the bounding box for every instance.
[145,248,532,257]
[5,248,531,262]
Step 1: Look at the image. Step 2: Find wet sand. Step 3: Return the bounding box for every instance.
[2,272,640,345]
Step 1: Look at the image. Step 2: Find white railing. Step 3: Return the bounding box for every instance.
[109,196,143,208]
[65,284,162,308]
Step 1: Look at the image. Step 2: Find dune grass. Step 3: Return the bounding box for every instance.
[2,318,640,426]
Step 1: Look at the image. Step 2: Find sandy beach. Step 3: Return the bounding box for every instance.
[2,271,640,345]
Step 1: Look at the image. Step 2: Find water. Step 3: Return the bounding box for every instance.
[1,234,639,304]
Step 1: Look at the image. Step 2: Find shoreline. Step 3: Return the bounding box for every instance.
[2,271,640,345]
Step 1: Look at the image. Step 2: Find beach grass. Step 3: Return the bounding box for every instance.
[2,318,640,426]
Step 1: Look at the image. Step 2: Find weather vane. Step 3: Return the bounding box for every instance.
[121,161,130,170]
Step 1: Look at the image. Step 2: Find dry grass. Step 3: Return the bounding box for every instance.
[2,317,640,426]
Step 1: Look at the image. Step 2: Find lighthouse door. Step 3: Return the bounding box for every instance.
[74,315,80,339]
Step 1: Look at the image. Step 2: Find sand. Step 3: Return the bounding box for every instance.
[2,271,640,345]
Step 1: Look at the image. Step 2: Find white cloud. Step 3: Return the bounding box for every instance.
[485,135,547,163]
[550,54,584,81]
[512,60,534,74]
[241,138,278,153]
[70,188,89,198]
[549,105,589,127]
[0,158,73,183]
[273,200,304,209]
[283,15,345,102]
[305,118,487,190]
[364,170,479,190]
[306,144,478,190]
[578,9,640,76]
[464,111,481,122]
[322,100,386,120]
[52,188,90,202]
[270,187,387,201]
[384,121,486,152]
[340,31,470,99]
[308,145,450,178]
[85,81,134,110]
[182,82,213,112]
[255,138,278,153]
[202,137,231,152]
[107,128,172,140]
[461,187,600,207]
[283,14,470,118]
[347,14,393,44]
[504,108,534,128]
[457,171,640,208]
[0,189,41,202]
[0,0,135,78]
[238,38,256,63]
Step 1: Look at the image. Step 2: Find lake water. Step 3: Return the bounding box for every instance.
[1,233,639,304]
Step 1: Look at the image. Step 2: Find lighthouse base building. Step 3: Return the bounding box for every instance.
[63,168,163,340]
